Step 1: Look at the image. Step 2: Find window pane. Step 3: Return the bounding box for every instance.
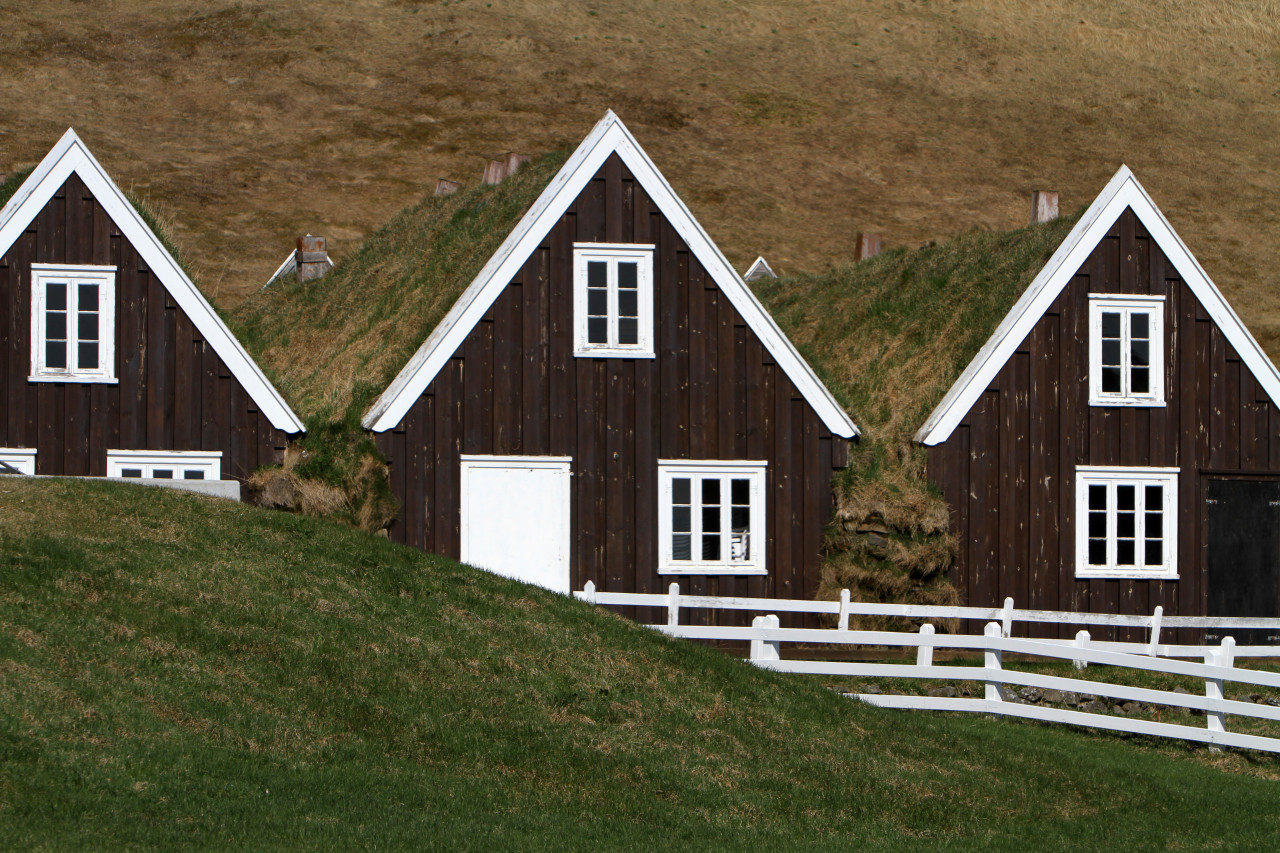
[1102,339,1121,366]
[47,282,66,311]
[1145,485,1162,506]
[1117,540,1136,565]
[46,341,66,369]
[77,342,98,370]
[618,318,638,345]
[731,506,750,531]
[702,478,720,504]
[1102,366,1122,393]
[1088,539,1107,565]
[1101,312,1121,338]
[78,283,98,312]
[587,317,608,344]
[121,468,143,478]
[587,289,607,316]
[618,290,638,318]
[1145,512,1162,539]
[78,312,98,341]
[702,506,720,533]
[1117,485,1135,511]
[47,312,66,340]
[732,532,749,561]
[587,261,607,288]
[1145,540,1163,566]
[152,469,173,479]
[1131,368,1149,394]
[618,262,637,290]
[672,506,691,533]
[702,535,720,561]
[183,470,205,480]
[1088,511,1107,538]
[1089,484,1107,511]
[673,478,690,505]
[1131,340,1149,367]
[1131,312,1149,339]
[1117,512,1135,538]
[732,478,749,505]
[672,533,691,560]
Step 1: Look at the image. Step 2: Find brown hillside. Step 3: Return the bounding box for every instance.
[1,1,1277,357]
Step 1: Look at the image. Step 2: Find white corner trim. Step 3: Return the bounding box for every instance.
[362,111,858,439]
[915,165,1280,446]
[0,129,305,434]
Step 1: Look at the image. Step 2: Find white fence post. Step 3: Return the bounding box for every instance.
[916,623,935,668]
[984,621,1004,711]
[749,615,780,662]
[1205,635,1237,735]
[838,588,851,631]
[667,582,681,627]
[1073,630,1090,670]
[1001,597,1015,637]
[1148,605,1163,657]
[582,580,596,604]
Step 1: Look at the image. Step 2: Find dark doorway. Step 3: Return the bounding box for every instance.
[1206,478,1280,645]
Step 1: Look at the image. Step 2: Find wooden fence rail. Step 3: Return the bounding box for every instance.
[575,582,1280,754]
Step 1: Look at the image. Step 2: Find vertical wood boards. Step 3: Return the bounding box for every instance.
[927,208,1280,630]
[378,153,847,602]
[0,177,289,484]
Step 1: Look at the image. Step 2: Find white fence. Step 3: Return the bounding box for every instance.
[575,582,1280,754]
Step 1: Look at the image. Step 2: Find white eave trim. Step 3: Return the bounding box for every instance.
[915,164,1280,446]
[0,129,305,434]
[362,111,858,439]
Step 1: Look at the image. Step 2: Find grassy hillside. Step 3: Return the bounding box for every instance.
[2,0,1278,367]
[2,477,1280,850]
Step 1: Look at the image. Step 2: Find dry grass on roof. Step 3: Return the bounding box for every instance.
[231,151,566,426]
[752,213,1079,612]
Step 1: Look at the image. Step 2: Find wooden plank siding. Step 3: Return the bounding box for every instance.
[375,154,848,607]
[926,207,1277,640]
[0,176,289,481]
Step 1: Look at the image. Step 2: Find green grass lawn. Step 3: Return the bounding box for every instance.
[3,479,1279,851]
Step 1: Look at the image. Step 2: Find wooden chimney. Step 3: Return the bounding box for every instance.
[855,232,882,261]
[296,235,328,284]
[1030,191,1059,225]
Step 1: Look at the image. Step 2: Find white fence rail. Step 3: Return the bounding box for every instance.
[575,582,1280,754]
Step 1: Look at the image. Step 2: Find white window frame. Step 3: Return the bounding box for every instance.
[1088,294,1165,407]
[573,243,655,358]
[0,448,36,475]
[29,263,117,383]
[106,450,222,481]
[658,460,767,575]
[1075,466,1178,580]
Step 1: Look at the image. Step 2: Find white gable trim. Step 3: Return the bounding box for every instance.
[744,256,776,281]
[915,165,1280,446]
[363,112,857,438]
[0,130,304,433]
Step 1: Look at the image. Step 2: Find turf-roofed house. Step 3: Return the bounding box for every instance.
[917,166,1280,638]
[364,111,859,598]
[0,130,304,494]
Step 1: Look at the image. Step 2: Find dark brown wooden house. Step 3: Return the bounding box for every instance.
[0,130,303,492]
[917,166,1280,638]
[363,111,858,598]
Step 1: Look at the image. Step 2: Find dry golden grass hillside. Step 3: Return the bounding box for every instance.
[2,0,1278,351]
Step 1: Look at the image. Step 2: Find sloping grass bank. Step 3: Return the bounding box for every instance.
[2,478,1279,850]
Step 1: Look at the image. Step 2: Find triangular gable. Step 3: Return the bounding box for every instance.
[0,130,304,433]
[916,165,1280,446]
[744,256,776,281]
[363,112,858,438]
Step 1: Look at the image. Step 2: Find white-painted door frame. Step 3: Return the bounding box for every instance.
[460,455,573,593]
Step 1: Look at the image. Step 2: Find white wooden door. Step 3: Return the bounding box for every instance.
[460,456,573,593]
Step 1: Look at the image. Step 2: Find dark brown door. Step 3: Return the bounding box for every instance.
[1206,478,1280,645]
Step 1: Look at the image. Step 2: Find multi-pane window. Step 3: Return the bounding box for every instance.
[658,461,766,574]
[0,449,36,476]
[29,264,116,382]
[573,244,654,357]
[106,450,222,481]
[1076,467,1177,578]
[1089,295,1164,405]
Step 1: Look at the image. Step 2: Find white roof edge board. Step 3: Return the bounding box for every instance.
[915,164,1280,446]
[363,111,859,438]
[0,129,305,434]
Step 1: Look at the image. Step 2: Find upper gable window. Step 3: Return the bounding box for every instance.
[573,244,655,358]
[1089,294,1164,406]
[29,264,116,383]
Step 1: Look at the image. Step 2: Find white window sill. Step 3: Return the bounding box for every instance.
[28,374,118,384]
[1075,571,1179,581]
[1088,397,1166,408]
[659,566,768,576]
[573,348,656,359]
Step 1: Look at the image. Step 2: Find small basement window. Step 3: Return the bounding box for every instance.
[29,264,117,383]
[1089,294,1165,406]
[1075,466,1178,579]
[0,448,36,475]
[658,460,766,575]
[573,243,655,357]
[106,450,221,481]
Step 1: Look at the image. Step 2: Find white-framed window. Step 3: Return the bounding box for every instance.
[29,264,117,383]
[1075,466,1178,579]
[106,450,222,481]
[658,460,766,575]
[0,448,36,475]
[1088,294,1164,406]
[573,243,655,357]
